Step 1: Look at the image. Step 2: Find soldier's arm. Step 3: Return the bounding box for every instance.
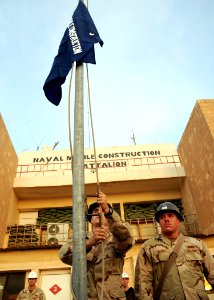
[201,241,214,285]
[58,241,74,265]
[107,210,134,252]
[135,245,154,300]
[58,237,102,265]
[41,290,46,300]
[96,191,134,252]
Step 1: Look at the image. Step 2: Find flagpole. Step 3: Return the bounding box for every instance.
[43,1,103,297]
[72,0,87,298]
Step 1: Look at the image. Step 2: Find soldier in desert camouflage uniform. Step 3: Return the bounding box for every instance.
[17,271,46,300]
[59,191,134,299]
[135,202,214,300]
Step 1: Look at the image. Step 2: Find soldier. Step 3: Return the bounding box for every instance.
[59,191,134,299]
[16,271,46,300]
[122,272,135,300]
[135,202,214,300]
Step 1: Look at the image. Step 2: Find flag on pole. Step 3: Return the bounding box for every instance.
[43,1,103,106]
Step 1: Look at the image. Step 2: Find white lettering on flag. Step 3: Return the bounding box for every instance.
[68,21,82,54]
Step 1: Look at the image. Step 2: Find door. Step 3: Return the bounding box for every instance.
[41,274,72,300]
[0,273,25,300]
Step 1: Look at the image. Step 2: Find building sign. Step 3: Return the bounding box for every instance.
[17,145,180,174]
[32,150,161,164]
[49,284,62,295]
[30,150,163,169]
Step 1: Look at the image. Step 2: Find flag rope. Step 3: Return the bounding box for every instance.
[86,63,105,300]
[68,64,74,163]
[86,64,101,195]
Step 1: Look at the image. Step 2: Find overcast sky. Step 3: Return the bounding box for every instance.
[1,0,214,154]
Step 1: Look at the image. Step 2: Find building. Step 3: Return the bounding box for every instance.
[0,99,214,299]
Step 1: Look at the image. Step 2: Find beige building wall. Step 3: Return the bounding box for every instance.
[178,100,214,235]
[0,248,66,272]
[0,115,18,247]
[1,99,214,296]
[14,143,184,201]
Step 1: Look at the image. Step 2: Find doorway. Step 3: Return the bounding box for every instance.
[0,272,25,300]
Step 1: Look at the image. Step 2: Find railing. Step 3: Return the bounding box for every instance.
[5,223,73,249]
[4,214,199,249]
[16,154,182,177]
[5,221,157,248]
[127,215,200,241]
[126,218,160,241]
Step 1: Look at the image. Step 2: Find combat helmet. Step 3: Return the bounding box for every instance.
[155,202,183,222]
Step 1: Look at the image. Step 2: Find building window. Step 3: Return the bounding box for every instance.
[124,200,183,220]
[37,208,73,224]
[112,203,121,216]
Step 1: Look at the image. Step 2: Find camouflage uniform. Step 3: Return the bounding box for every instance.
[135,233,214,300]
[59,210,134,299]
[16,287,46,300]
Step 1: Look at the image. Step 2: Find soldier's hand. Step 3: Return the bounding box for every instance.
[96,191,109,214]
[88,226,109,245]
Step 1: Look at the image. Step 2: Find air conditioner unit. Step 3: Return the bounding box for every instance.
[47,223,69,246]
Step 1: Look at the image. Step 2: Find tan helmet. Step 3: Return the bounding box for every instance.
[155,202,183,222]
[28,271,38,279]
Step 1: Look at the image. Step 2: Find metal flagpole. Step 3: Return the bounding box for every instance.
[72,0,87,298]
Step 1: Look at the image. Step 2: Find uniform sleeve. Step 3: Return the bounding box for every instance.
[58,239,99,265]
[107,210,134,253]
[134,244,154,300]
[58,241,73,266]
[201,241,214,286]
[41,290,47,300]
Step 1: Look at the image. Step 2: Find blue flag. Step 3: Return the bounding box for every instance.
[43,1,103,106]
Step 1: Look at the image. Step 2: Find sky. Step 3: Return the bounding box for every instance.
[0,0,214,154]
